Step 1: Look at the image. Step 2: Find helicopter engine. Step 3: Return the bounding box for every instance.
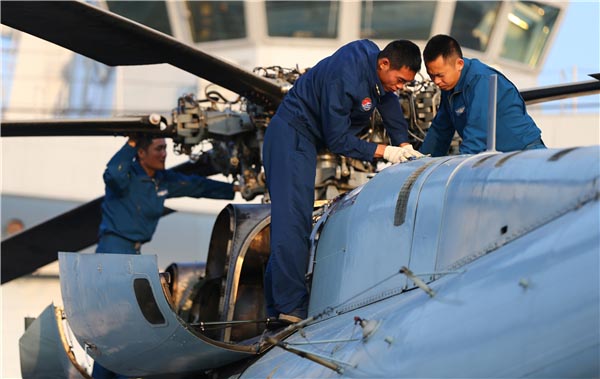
[171,93,267,201]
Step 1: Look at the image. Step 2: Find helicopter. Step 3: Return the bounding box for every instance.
[2,1,599,378]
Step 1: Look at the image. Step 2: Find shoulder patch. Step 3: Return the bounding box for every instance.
[361,97,373,112]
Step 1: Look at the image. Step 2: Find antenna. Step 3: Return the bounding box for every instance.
[487,74,498,152]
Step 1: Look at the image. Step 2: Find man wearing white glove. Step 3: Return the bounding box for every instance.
[263,39,422,325]
[381,144,424,163]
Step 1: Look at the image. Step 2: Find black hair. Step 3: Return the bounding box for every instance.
[136,136,155,152]
[378,40,422,73]
[423,34,463,64]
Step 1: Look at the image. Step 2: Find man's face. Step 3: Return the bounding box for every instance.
[426,55,464,91]
[6,220,24,235]
[377,58,416,93]
[138,138,167,175]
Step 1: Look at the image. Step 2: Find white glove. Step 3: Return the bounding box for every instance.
[401,144,424,159]
[383,145,423,163]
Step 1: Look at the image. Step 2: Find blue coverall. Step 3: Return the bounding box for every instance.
[262,40,410,319]
[96,142,235,254]
[421,58,544,156]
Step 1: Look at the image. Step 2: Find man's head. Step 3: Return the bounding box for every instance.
[137,137,167,177]
[5,218,24,236]
[377,40,422,92]
[423,34,464,91]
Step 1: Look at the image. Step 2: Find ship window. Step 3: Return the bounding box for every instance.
[134,278,166,325]
[450,1,501,52]
[360,1,436,40]
[106,1,173,36]
[186,1,246,42]
[500,1,560,67]
[1,26,17,111]
[266,1,339,38]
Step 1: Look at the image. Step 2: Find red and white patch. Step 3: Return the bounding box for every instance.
[361,97,372,111]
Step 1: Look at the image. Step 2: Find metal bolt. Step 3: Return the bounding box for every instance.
[519,278,530,289]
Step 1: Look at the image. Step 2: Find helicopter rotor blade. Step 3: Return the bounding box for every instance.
[0,1,284,109]
[522,74,600,105]
[1,116,173,137]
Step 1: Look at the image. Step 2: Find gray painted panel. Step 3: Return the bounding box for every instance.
[408,155,467,278]
[19,304,89,379]
[243,199,600,378]
[59,253,256,377]
[310,159,430,315]
[437,147,600,270]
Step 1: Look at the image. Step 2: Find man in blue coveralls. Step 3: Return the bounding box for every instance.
[96,136,238,255]
[93,136,237,378]
[263,39,423,324]
[420,34,545,156]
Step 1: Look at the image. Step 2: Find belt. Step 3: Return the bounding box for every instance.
[97,233,143,255]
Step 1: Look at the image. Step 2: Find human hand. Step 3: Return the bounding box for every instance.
[383,145,420,163]
[127,137,137,147]
[400,144,424,159]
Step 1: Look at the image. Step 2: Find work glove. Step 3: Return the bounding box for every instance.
[383,144,423,163]
[401,144,424,159]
